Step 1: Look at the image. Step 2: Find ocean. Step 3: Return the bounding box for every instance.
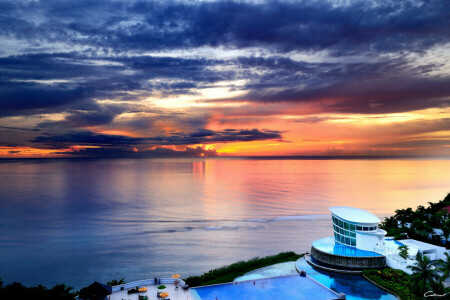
[0,157,448,289]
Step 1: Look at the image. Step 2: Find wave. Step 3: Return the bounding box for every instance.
[246,214,329,223]
[107,214,330,234]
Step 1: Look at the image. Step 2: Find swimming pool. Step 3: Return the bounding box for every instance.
[191,274,339,300]
[312,237,383,257]
[385,238,404,247]
[234,262,298,282]
[296,257,397,300]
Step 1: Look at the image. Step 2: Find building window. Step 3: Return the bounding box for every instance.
[332,215,368,247]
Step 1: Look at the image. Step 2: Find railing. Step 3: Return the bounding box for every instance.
[387,254,407,266]
[111,278,186,292]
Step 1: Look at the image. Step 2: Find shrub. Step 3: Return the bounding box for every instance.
[363,268,416,299]
[185,251,303,287]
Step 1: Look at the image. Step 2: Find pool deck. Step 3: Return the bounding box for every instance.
[312,237,383,257]
[109,284,194,300]
[109,279,195,300]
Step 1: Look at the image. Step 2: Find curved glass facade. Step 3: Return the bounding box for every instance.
[331,215,377,247]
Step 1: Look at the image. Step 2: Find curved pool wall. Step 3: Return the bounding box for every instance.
[234,262,298,282]
[311,237,386,269]
[296,257,397,300]
[191,274,339,300]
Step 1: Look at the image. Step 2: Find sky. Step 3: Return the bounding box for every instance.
[0,0,449,158]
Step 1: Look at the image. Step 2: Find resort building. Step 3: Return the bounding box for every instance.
[311,207,387,270]
[331,207,386,251]
[309,206,450,274]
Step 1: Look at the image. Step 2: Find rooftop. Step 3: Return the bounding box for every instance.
[399,239,446,252]
[330,206,380,224]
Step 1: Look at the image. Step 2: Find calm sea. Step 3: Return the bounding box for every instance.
[0,158,449,289]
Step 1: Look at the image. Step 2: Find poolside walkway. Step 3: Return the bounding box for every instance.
[109,284,195,300]
[108,278,196,300]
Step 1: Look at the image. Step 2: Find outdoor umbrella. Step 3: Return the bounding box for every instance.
[159,292,169,298]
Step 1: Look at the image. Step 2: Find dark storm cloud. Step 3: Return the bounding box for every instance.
[61,146,219,158]
[2,0,449,53]
[1,0,449,119]
[147,128,283,145]
[32,128,282,148]
[237,75,450,114]
[32,131,146,148]
[0,53,230,117]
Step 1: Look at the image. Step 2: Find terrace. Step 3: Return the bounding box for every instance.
[109,278,194,300]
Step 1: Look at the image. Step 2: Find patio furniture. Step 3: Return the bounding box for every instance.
[128,288,140,294]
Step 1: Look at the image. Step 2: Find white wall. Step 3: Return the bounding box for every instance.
[356,232,383,252]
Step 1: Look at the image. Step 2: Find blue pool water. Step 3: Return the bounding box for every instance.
[191,274,339,300]
[313,237,384,257]
[385,238,404,247]
[296,258,397,300]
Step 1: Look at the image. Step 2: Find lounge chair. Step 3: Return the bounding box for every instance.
[128,288,139,294]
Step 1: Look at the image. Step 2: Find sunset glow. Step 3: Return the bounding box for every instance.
[0,0,449,158]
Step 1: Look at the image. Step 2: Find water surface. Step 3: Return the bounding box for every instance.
[0,158,448,289]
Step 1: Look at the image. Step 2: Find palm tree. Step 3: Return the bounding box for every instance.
[440,219,450,248]
[408,253,441,295]
[438,252,450,280]
[107,278,125,286]
[398,245,409,259]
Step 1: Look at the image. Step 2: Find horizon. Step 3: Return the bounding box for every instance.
[1,0,449,157]
[1,154,450,160]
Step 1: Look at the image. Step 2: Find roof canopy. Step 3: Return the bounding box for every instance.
[78,282,112,300]
[330,206,380,224]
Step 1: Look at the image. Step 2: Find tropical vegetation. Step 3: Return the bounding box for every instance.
[362,268,415,299]
[107,277,125,286]
[185,251,303,287]
[0,278,75,300]
[407,253,442,295]
[398,245,409,259]
[380,193,450,247]
[439,252,450,279]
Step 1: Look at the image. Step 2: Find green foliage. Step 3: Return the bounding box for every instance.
[107,277,125,286]
[185,251,303,287]
[438,252,450,280]
[408,253,441,296]
[363,269,416,299]
[0,282,75,300]
[381,193,450,247]
[157,285,166,289]
[398,245,409,259]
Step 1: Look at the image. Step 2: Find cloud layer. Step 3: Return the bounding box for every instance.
[0,0,449,157]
